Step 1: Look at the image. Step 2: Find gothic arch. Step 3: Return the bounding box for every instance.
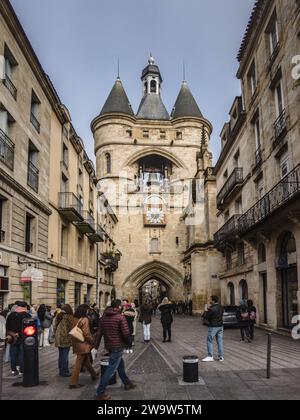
[124,147,187,170]
[122,260,183,290]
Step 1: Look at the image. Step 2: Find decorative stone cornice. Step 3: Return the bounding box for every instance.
[0,167,52,215]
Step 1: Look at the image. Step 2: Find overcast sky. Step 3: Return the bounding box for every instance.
[11,0,255,164]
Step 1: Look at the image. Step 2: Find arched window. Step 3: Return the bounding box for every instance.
[150,80,157,93]
[258,243,266,263]
[237,242,245,266]
[239,279,248,300]
[227,282,235,305]
[105,153,111,174]
[144,82,148,95]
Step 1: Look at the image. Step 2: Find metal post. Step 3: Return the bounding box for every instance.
[267,333,272,379]
[0,339,5,400]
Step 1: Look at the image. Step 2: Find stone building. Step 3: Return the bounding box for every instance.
[0,0,116,309]
[214,0,300,330]
[92,56,220,311]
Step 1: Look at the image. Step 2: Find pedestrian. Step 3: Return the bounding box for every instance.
[247,300,257,340]
[123,302,137,353]
[157,297,173,342]
[202,295,224,362]
[0,310,6,340]
[94,299,136,401]
[138,301,152,343]
[5,301,31,376]
[237,299,252,343]
[37,304,52,347]
[54,304,74,377]
[69,304,98,389]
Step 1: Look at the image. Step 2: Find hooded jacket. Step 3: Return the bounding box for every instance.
[95,307,130,352]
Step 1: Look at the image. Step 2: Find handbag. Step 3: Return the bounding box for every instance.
[68,318,85,343]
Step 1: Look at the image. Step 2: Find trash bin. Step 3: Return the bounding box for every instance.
[183,355,199,383]
[100,358,117,385]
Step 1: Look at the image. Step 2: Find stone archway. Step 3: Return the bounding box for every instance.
[122,260,183,303]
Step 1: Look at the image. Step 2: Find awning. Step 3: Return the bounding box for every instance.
[20,267,44,283]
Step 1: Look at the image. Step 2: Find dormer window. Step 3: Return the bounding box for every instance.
[150,80,157,93]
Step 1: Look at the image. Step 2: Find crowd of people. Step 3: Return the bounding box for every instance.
[0,295,257,400]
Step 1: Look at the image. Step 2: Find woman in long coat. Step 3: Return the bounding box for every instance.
[158,297,173,342]
[69,304,98,388]
[139,301,152,343]
[54,304,73,377]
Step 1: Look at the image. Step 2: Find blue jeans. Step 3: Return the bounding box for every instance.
[58,347,70,376]
[96,350,130,396]
[207,327,224,358]
[10,342,24,372]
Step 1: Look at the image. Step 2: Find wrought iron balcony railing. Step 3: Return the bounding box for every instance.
[100,253,119,271]
[0,128,14,170]
[27,161,39,192]
[214,215,241,245]
[239,164,300,235]
[3,74,17,99]
[217,168,243,209]
[30,112,40,133]
[58,192,83,222]
[87,224,105,242]
[273,109,287,142]
[0,229,5,242]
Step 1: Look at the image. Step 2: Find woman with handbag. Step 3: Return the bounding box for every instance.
[69,304,98,389]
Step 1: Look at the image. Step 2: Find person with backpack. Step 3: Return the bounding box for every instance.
[247,299,257,340]
[237,299,251,343]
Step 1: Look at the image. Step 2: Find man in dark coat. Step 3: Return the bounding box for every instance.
[94,299,136,400]
[202,296,224,362]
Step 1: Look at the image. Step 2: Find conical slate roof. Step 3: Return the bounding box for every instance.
[100,78,134,116]
[171,82,203,119]
[137,95,170,120]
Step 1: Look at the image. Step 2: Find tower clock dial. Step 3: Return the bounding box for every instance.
[146,207,165,225]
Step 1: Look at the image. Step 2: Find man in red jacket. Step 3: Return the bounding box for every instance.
[94,299,136,400]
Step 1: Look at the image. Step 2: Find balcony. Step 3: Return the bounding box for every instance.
[0,277,9,292]
[100,253,119,272]
[58,192,83,222]
[0,128,14,170]
[214,215,241,247]
[239,164,300,235]
[74,211,95,234]
[0,230,5,242]
[87,224,105,243]
[3,74,17,99]
[217,168,243,210]
[30,112,40,133]
[27,161,39,192]
[273,109,287,146]
[25,241,33,253]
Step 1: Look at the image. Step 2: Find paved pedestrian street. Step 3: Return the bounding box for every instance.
[2,316,300,400]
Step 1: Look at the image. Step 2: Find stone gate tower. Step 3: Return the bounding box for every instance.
[91,56,219,308]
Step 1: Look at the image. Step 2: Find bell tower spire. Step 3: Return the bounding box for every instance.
[141,54,162,96]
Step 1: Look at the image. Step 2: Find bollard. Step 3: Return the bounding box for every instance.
[0,339,4,400]
[22,318,39,387]
[100,358,117,385]
[266,333,272,379]
[183,355,199,383]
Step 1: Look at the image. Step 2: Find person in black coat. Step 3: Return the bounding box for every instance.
[247,300,257,340]
[236,299,252,342]
[157,297,173,342]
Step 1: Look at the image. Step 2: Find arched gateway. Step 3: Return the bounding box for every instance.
[122,261,183,303]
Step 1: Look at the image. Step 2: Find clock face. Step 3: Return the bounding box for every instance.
[146,208,165,225]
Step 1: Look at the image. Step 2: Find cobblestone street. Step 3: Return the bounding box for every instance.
[2,316,300,400]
